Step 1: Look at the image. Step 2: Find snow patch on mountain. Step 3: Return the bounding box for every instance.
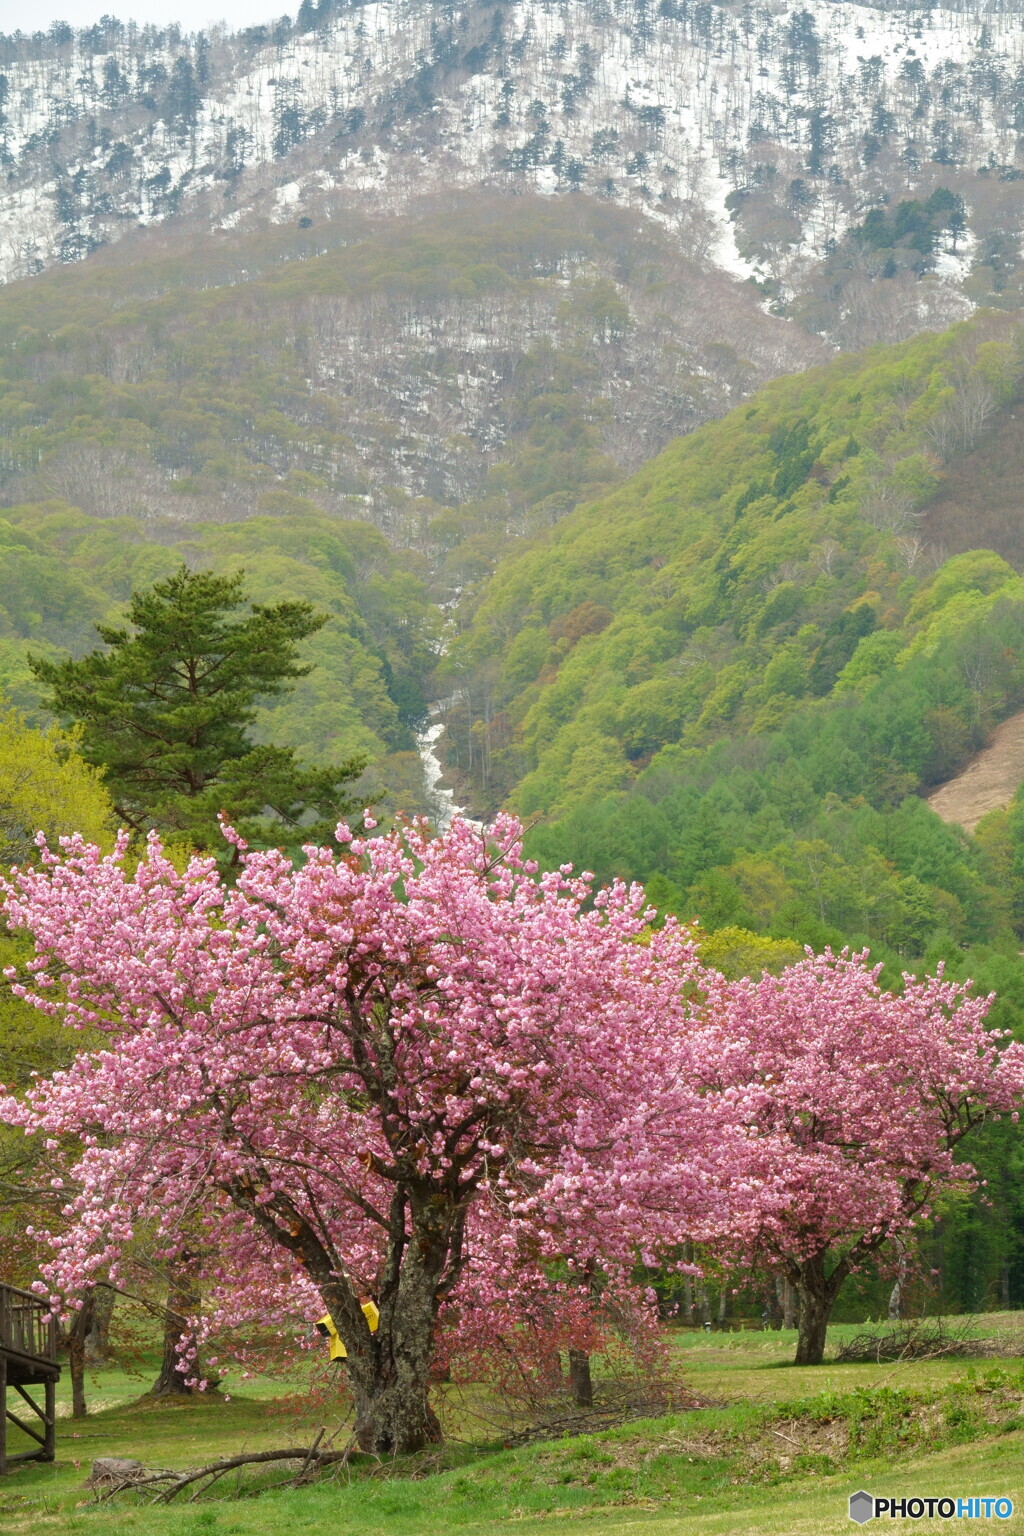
[0,0,1019,303]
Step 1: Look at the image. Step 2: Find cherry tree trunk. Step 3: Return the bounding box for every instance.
[85,1286,114,1365]
[792,1255,840,1366]
[888,1241,908,1321]
[150,1274,200,1397]
[332,1196,451,1456]
[67,1289,95,1419]
[568,1260,596,1406]
[794,1287,829,1365]
[347,1349,443,1457]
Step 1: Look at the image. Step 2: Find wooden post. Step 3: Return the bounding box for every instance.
[0,1350,7,1476]
[44,1375,55,1462]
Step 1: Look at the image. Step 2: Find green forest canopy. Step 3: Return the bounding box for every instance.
[443,311,1024,969]
[447,312,1024,814]
[0,501,437,812]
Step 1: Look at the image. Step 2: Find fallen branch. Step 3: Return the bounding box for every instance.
[88,1439,358,1504]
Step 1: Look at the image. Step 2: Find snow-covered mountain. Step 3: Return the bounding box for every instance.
[2,0,1022,333]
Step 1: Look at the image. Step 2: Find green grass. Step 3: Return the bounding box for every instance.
[3,1321,1024,1535]
[667,1316,1024,1400]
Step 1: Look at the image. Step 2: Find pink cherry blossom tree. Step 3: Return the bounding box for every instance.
[0,815,727,1454]
[700,952,1024,1365]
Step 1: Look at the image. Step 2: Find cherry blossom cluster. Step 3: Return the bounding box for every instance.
[1,814,1021,1374]
[0,817,724,1350]
[697,954,1024,1272]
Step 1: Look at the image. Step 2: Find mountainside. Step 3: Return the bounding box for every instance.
[0,193,821,585]
[2,0,1023,341]
[9,123,1024,951]
[438,309,1024,964]
[8,16,1024,1322]
[446,309,1024,810]
[8,2,1024,966]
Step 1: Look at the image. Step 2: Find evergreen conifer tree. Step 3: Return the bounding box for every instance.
[29,565,366,858]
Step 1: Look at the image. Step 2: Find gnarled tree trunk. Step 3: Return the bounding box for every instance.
[227,1164,469,1455]
[323,1189,455,1456]
[792,1253,847,1366]
[342,1277,444,1458]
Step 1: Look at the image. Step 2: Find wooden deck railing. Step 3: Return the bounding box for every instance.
[0,1283,57,1367]
[0,1282,59,1474]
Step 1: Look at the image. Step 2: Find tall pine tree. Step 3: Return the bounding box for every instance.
[30,565,367,858]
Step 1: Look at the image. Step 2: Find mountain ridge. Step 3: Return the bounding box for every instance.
[0,192,823,576]
[1,0,1021,344]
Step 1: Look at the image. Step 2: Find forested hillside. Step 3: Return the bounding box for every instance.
[0,194,819,582]
[446,311,1024,956]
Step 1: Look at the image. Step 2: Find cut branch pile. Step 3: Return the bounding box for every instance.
[832,1317,985,1364]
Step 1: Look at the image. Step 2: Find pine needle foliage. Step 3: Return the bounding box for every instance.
[29,565,366,857]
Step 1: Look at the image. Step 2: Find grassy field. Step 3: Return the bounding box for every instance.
[3,1320,1024,1535]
